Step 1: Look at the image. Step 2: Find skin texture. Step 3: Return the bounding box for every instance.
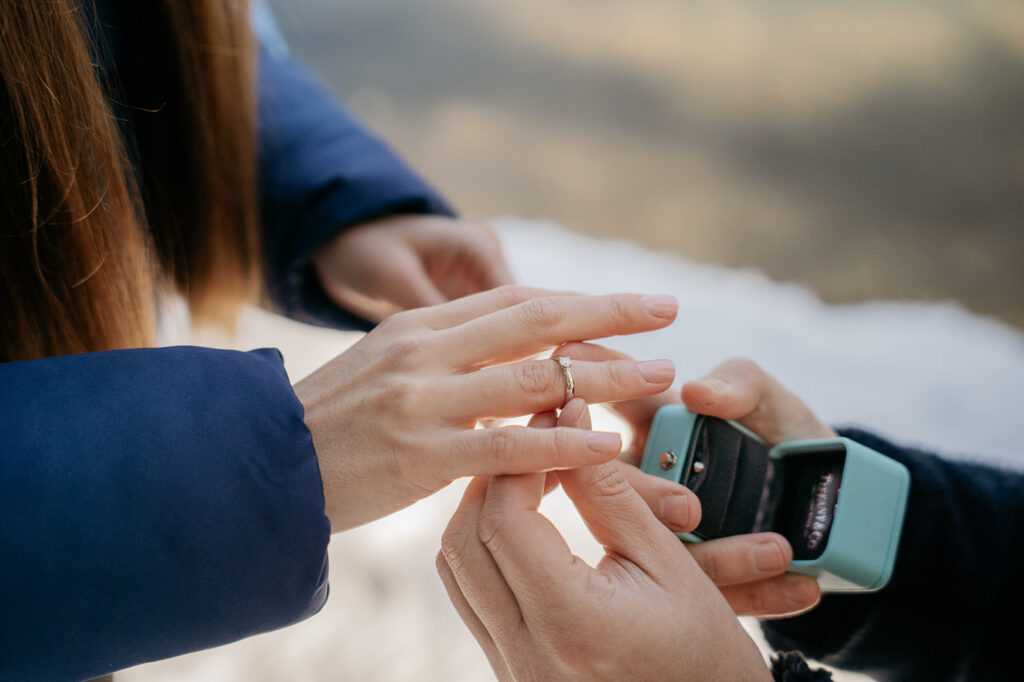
[437,401,772,682]
[436,357,833,681]
[314,215,514,322]
[293,286,681,531]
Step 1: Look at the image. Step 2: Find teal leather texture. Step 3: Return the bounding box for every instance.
[640,405,910,592]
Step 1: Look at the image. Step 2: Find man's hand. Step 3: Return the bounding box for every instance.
[680,356,836,444]
[437,403,772,681]
[314,215,513,322]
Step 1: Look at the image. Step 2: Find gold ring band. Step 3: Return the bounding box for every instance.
[553,356,575,408]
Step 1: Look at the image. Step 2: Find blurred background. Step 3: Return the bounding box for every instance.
[268,0,1023,329]
[121,1,1023,680]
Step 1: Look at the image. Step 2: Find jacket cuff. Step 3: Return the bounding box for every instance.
[770,652,835,681]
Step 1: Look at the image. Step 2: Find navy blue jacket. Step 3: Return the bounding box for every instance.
[1,5,452,680]
[0,348,329,681]
[256,44,455,329]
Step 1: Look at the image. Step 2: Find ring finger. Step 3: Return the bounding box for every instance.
[440,357,675,423]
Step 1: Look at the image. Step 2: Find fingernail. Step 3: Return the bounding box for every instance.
[638,358,675,383]
[560,397,586,426]
[784,576,821,609]
[586,431,622,453]
[659,493,695,530]
[699,378,730,394]
[753,537,787,573]
[640,295,678,319]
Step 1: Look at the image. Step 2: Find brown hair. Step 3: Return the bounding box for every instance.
[0,0,258,363]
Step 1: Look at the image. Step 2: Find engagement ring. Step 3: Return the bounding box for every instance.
[553,356,575,408]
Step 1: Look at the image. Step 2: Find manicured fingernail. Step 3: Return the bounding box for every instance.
[586,431,622,453]
[640,295,678,319]
[638,359,675,383]
[659,493,695,530]
[753,537,787,573]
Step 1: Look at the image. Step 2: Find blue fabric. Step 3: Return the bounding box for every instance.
[257,46,456,330]
[0,347,330,681]
[4,4,452,677]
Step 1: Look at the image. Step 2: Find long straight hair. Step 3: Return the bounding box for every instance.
[0,0,258,363]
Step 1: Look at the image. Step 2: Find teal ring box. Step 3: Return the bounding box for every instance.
[640,405,910,592]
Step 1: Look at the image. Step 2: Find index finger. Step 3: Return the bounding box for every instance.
[476,473,595,614]
[440,477,526,643]
[405,284,577,331]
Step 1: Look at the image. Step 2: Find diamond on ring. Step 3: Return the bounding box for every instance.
[554,356,575,408]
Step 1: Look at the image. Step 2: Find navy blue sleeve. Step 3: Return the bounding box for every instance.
[761,429,1024,681]
[0,347,331,681]
[257,46,456,330]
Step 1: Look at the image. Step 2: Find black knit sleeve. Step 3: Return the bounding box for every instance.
[761,429,1024,681]
[770,652,834,681]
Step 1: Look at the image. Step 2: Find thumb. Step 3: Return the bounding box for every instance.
[681,357,835,445]
[558,460,688,578]
[556,400,691,571]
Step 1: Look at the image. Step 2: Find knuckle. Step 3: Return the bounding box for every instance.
[746,585,770,615]
[389,379,424,422]
[439,525,473,570]
[586,463,632,498]
[550,427,574,464]
[372,313,398,334]
[476,504,507,551]
[450,432,479,466]
[488,427,521,469]
[519,296,562,330]
[698,545,725,583]
[494,284,532,308]
[607,293,636,323]
[384,429,427,487]
[381,307,421,332]
[600,361,630,395]
[434,550,452,580]
[516,360,553,398]
[754,536,788,575]
[383,335,425,364]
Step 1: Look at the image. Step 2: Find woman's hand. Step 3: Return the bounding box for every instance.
[313,215,513,322]
[293,286,681,532]
[436,405,771,681]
